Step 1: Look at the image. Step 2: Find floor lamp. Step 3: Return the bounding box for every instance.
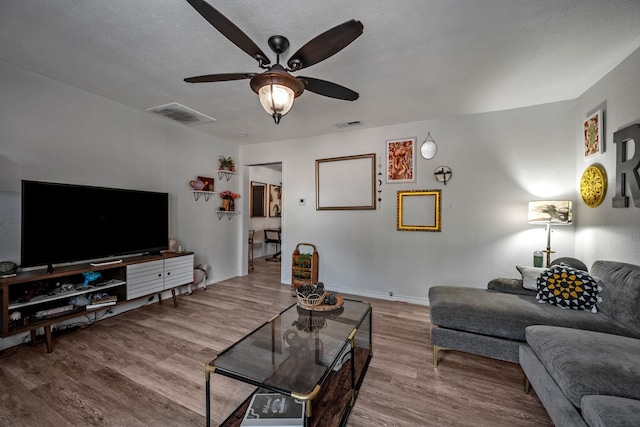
[528,201,573,267]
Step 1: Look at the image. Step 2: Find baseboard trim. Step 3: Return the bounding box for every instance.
[326,285,430,306]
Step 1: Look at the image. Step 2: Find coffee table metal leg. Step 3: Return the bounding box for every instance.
[205,364,215,427]
[292,384,321,427]
[305,401,312,427]
[348,328,357,392]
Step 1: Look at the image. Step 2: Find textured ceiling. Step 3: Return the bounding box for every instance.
[1,1,640,145]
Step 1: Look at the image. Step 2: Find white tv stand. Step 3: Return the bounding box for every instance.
[0,252,193,353]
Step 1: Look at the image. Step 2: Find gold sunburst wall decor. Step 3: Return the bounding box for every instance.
[580,164,607,207]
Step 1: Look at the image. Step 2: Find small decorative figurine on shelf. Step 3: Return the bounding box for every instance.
[219,191,240,211]
[82,271,102,287]
[168,238,180,253]
[218,156,235,172]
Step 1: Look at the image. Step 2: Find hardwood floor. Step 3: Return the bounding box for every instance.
[0,258,552,426]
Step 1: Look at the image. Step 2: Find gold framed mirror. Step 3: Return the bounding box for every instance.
[397,189,442,231]
[250,181,267,217]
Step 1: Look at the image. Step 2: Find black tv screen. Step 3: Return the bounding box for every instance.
[21,180,169,268]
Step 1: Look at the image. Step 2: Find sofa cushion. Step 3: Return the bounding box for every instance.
[516,265,546,290]
[428,286,640,342]
[526,325,640,407]
[536,264,601,311]
[520,345,590,427]
[592,260,640,335]
[551,257,589,272]
[487,277,536,296]
[581,395,640,427]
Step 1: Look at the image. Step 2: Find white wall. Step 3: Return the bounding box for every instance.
[0,60,242,283]
[241,101,577,303]
[3,41,638,319]
[574,47,640,265]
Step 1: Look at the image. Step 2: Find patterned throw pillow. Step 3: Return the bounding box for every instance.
[536,264,602,312]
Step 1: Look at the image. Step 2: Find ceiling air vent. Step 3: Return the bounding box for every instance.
[146,102,215,126]
[335,120,362,129]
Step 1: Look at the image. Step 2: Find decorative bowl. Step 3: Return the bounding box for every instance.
[297,290,327,307]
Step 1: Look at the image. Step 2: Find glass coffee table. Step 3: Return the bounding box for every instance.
[205,298,372,427]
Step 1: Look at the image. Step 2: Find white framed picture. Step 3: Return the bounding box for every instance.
[584,110,604,159]
[386,137,416,183]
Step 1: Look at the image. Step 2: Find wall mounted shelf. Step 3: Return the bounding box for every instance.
[192,191,217,202]
[216,211,240,220]
[217,170,235,181]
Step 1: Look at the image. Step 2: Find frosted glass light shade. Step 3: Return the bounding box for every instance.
[250,67,304,124]
[258,84,295,121]
[249,64,304,124]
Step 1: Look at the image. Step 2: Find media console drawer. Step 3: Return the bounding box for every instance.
[164,255,194,289]
[126,254,194,300]
[126,260,164,300]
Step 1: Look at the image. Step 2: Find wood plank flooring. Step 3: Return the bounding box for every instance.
[0,257,552,426]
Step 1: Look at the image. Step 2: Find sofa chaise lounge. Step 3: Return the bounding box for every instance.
[428,260,640,426]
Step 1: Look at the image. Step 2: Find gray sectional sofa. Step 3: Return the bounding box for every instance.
[428,260,640,426]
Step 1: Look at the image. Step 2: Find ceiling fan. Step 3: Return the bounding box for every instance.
[184,0,364,124]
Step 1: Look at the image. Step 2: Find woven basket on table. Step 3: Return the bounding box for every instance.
[297,291,327,307]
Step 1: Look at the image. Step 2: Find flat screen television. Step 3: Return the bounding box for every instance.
[21,180,169,270]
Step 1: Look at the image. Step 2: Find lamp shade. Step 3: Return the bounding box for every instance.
[528,201,573,224]
[250,67,304,124]
[258,84,295,122]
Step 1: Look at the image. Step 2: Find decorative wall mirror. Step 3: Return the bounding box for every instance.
[250,181,267,217]
[316,153,376,210]
[397,189,442,231]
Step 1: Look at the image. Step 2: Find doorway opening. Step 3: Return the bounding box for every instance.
[248,162,283,276]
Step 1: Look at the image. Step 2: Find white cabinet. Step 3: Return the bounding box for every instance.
[164,255,194,290]
[126,254,193,300]
[126,260,164,300]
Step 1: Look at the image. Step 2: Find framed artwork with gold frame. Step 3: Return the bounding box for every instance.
[397,189,441,231]
[250,181,267,217]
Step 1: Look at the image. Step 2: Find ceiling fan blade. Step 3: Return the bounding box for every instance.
[298,77,359,101]
[287,20,364,71]
[184,73,255,83]
[186,0,270,66]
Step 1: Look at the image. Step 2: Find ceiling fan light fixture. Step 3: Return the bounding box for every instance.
[251,68,304,124]
[258,84,295,124]
[184,4,363,125]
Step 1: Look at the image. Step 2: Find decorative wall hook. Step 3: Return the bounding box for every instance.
[377,157,383,206]
[434,166,452,185]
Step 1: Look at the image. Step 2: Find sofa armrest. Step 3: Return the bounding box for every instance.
[488,278,537,296]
